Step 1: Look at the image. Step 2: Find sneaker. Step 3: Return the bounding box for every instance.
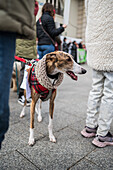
[18,95,25,106]
[26,99,31,107]
[92,132,113,147]
[81,126,97,138]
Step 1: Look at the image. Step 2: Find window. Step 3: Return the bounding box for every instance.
[46,0,64,16]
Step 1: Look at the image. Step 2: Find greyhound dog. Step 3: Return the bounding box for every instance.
[19,51,86,146]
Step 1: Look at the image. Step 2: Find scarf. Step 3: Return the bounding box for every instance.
[35,55,64,90]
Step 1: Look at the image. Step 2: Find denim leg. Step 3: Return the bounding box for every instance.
[86,69,104,128]
[43,44,55,56]
[0,32,16,149]
[38,49,43,59]
[38,44,55,60]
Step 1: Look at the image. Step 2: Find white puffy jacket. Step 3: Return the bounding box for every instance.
[85,0,113,71]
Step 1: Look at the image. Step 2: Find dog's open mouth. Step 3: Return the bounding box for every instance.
[66,71,78,81]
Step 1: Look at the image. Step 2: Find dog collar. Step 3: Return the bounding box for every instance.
[47,73,59,79]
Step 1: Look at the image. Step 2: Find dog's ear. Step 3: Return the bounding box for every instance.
[46,53,58,62]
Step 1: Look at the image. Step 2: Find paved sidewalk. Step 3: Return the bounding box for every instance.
[0,64,113,170]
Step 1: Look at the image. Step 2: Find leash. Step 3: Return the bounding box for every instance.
[15,56,39,66]
[14,56,39,96]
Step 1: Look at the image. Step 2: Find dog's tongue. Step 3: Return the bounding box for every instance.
[66,71,78,81]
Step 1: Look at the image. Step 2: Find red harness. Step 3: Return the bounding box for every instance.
[30,66,56,101]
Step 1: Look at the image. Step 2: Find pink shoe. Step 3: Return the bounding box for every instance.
[81,126,97,138]
[92,132,113,147]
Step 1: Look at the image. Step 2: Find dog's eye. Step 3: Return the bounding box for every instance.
[66,57,71,62]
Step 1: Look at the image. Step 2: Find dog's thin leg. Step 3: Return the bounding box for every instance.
[48,91,56,143]
[35,99,42,122]
[12,77,17,92]
[29,100,36,146]
[20,105,26,118]
[29,89,40,146]
[20,90,26,118]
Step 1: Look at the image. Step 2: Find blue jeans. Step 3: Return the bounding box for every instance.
[0,32,16,149]
[37,44,55,59]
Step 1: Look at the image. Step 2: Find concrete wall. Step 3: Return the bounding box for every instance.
[76,0,86,42]
[64,0,78,38]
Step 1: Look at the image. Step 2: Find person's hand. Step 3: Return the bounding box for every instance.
[63,24,67,28]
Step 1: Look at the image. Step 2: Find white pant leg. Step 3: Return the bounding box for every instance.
[97,72,113,136]
[20,64,31,98]
[20,65,30,90]
[86,69,104,128]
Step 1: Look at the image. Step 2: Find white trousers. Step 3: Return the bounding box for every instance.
[86,69,113,136]
[20,65,31,99]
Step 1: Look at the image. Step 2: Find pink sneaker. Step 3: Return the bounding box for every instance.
[92,132,113,147]
[81,126,97,138]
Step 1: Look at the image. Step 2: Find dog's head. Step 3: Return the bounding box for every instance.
[46,51,86,80]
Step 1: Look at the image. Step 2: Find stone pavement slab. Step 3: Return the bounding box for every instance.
[86,147,113,170]
[0,150,39,170]
[17,127,95,169]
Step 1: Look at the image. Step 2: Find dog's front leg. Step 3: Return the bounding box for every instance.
[48,90,56,143]
[28,90,40,146]
[20,90,27,118]
[28,100,35,146]
[35,99,42,122]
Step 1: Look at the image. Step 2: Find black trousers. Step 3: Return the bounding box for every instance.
[18,62,25,98]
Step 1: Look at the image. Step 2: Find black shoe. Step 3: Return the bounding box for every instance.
[18,95,25,106]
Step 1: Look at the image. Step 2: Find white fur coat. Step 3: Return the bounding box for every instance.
[85,0,113,71]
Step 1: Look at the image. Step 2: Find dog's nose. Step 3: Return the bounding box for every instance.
[82,68,87,74]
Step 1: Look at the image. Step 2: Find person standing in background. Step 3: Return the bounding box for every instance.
[78,41,83,49]
[62,37,71,53]
[0,0,35,149]
[71,41,79,63]
[16,1,39,106]
[36,3,67,59]
[81,0,113,147]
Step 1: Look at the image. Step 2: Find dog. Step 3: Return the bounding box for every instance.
[11,61,21,92]
[19,51,86,146]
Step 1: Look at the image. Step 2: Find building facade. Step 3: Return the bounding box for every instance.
[37,0,86,42]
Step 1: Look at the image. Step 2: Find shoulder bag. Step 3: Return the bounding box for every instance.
[39,18,58,51]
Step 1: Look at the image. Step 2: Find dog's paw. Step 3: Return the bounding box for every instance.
[28,138,35,146]
[38,115,42,122]
[49,135,56,143]
[20,112,25,118]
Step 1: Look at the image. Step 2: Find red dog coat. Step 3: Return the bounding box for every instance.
[30,66,56,101]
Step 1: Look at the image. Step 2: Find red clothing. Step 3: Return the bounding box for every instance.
[30,66,56,101]
[34,1,39,16]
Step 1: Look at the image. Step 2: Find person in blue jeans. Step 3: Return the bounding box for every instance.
[36,3,67,59]
[0,0,35,149]
[0,32,16,149]
[38,44,55,59]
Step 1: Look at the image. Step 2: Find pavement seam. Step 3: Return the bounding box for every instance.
[85,157,105,170]
[67,148,97,170]
[16,149,40,170]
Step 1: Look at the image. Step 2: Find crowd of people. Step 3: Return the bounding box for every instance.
[62,37,86,63]
[0,0,113,150]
